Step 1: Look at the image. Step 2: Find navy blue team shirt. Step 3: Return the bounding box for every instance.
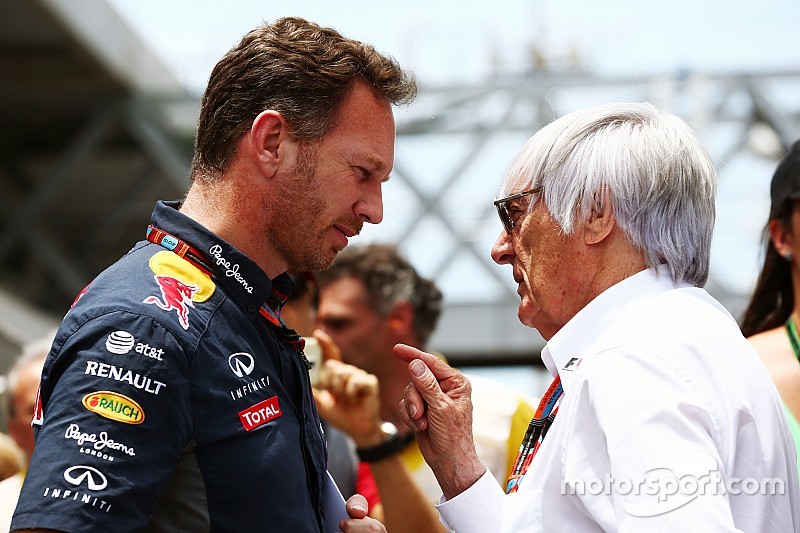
[11,201,328,532]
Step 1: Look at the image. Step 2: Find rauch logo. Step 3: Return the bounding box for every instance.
[82,391,144,424]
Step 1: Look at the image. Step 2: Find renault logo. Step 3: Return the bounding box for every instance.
[64,465,108,491]
[228,352,254,378]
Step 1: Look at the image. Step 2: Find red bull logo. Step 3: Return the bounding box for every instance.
[144,275,198,330]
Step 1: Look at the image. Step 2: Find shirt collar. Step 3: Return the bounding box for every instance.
[542,265,691,391]
[150,200,281,312]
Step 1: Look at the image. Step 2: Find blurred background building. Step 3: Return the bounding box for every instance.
[1,0,799,402]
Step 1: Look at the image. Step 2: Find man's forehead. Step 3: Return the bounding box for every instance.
[320,277,372,308]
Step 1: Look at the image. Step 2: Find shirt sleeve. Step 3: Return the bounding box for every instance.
[11,312,193,533]
[436,469,507,532]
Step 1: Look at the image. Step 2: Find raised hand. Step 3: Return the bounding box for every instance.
[393,344,487,499]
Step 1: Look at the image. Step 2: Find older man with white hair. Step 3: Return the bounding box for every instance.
[397,102,800,532]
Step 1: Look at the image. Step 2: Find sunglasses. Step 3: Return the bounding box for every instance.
[493,185,542,234]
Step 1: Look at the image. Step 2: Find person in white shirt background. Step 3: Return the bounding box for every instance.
[396,101,800,532]
[0,334,51,532]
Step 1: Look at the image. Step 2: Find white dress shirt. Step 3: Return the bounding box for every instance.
[438,266,800,532]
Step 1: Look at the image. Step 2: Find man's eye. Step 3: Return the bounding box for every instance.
[509,205,527,224]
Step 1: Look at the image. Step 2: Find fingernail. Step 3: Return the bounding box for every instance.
[351,502,366,513]
[411,360,425,377]
[409,403,418,418]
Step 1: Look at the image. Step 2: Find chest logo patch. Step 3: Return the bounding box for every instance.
[239,396,282,432]
[144,251,216,330]
[228,352,255,378]
[82,391,145,424]
[144,275,198,330]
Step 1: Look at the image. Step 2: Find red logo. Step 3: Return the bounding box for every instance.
[71,283,92,309]
[143,275,198,330]
[32,387,43,426]
[239,396,282,432]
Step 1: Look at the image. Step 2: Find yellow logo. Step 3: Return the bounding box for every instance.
[148,251,215,302]
[82,391,145,424]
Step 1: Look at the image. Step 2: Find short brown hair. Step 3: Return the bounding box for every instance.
[190,17,416,182]
[317,244,442,346]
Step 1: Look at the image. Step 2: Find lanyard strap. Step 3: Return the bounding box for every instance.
[786,318,800,361]
[145,225,307,355]
[506,374,563,494]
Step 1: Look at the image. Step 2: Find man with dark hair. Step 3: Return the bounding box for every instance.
[314,244,534,532]
[11,17,415,533]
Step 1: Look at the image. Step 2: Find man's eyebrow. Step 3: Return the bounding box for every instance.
[362,153,389,174]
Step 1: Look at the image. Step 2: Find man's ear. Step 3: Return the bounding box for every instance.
[387,302,414,337]
[768,218,793,258]
[249,110,288,178]
[584,191,616,245]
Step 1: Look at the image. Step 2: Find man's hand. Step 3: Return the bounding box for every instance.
[312,331,384,448]
[394,343,486,499]
[339,494,386,532]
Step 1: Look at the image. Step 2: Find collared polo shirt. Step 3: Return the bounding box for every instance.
[12,201,327,532]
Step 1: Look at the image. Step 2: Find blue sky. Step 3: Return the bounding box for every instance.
[108,0,800,94]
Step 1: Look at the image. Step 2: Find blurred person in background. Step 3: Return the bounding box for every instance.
[314,244,534,531]
[0,334,50,531]
[741,139,800,479]
[397,102,799,531]
[281,271,360,501]
[0,432,24,482]
[284,267,442,531]
[11,16,415,533]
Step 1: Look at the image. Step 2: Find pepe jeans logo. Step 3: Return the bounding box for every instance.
[65,423,136,462]
[64,465,108,491]
[82,391,145,424]
[209,244,253,294]
[228,352,255,378]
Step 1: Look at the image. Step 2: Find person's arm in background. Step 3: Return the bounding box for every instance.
[313,332,446,533]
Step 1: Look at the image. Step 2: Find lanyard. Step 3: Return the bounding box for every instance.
[145,224,308,357]
[786,318,800,361]
[506,374,563,494]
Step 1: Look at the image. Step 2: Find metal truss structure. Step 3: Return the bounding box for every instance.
[1,0,799,369]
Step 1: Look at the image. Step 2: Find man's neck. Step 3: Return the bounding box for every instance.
[179,178,286,278]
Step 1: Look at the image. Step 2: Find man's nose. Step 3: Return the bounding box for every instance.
[491,230,515,265]
[355,181,384,225]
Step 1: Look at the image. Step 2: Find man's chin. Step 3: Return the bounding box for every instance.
[517,302,538,329]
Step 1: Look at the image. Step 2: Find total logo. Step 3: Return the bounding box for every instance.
[106,330,164,361]
[42,465,113,513]
[239,396,282,432]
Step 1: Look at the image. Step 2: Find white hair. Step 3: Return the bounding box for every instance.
[501,101,716,286]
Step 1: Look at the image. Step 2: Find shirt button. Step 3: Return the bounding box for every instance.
[247,304,257,313]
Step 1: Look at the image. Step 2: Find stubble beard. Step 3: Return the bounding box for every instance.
[270,144,331,272]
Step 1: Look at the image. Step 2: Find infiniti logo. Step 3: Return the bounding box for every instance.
[64,465,108,491]
[228,352,255,378]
